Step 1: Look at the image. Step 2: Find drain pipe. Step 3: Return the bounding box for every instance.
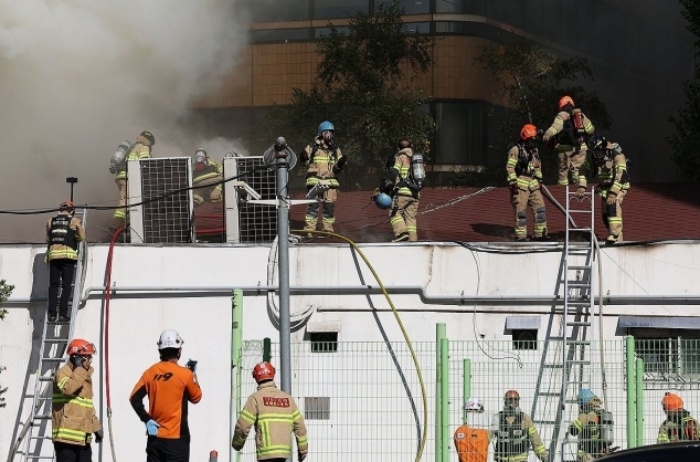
[231,289,243,462]
[76,285,700,306]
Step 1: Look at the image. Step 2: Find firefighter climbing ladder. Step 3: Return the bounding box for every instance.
[531,188,597,460]
[15,209,88,462]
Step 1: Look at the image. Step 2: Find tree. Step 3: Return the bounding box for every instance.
[668,0,700,181]
[262,0,435,189]
[0,279,15,408]
[474,38,612,184]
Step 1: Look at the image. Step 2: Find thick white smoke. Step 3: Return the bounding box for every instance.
[0,0,250,242]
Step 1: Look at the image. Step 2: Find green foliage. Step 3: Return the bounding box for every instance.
[262,0,436,188]
[0,279,14,408]
[473,38,612,184]
[667,0,700,181]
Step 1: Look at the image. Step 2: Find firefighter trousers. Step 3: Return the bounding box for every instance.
[601,189,626,242]
[390,195,419,241]
[558,149,587,186]
[305,188,338,233]
[511,187,547,239]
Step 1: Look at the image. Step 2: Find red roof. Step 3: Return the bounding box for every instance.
[194,182,700,243]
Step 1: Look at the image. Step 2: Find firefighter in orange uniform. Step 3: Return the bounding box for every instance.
[130,329,202,462]
[454,397,491,462]
[542,96,595,194]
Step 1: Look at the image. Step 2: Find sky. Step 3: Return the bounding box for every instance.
[0,0,250,242]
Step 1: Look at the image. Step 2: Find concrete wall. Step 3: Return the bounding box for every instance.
[2,241,700,461]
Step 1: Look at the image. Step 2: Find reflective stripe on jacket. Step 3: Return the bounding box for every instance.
[303,137,342,188]
[506,144,542,191]
[46,212,85,261]
[193,158,223,184]
[52,363,101,445]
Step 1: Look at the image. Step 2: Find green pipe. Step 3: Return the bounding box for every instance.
[625,336,636,448]
[462,359,471,423]
[440,337,449,462]
[635,357,645,447]
[436,323,446,462]
[231,289,243,462]
[263,337,271,362]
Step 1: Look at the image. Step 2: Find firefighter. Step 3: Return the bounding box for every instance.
[299,121,347,237]
[657,392,700,443]
[454,397,491,462]
[589,135,630,244]
[110,130,154,232]
[46,200,85,323]
[379,138,423,242]
[568,389,615,461]
[52,338,103,462]
[542,96,595,194]
[490,390,548,462]
[506,124,548,242]
[191,148,224,206]
[129,329,202,462]
[232,362,309,462]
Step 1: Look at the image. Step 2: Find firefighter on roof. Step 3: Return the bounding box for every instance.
[191,148,224,206]
[542,96,595,194]
[589,135,630,245]
[110,131,154,233]
[506,124,548,242]
[300,121,346,237]
[490,390,548,462]
[232,361,309,462]
[657,392,700,443]
[568,389,615,461]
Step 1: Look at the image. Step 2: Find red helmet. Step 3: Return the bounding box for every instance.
[558,95,574,110]
[60,200,75,211]
[504,389,520,400]
[67,339,96,356]
[252,361,276,383]
[520,124,538,141]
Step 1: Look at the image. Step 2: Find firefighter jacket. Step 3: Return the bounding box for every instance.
[52,363,102,445]
[115,140,151,180]
[301,136,343,189]
[506,144,543,191]
[490,410,547,462]
[595,147,630,198]
[46,211,85,261]
[232,381,308,461]
[193,157,223,185]
[129,360,202,439]
[389,147,420,199]
[568,398,610,457]
[543,110,595,152]
[657,409,700,443]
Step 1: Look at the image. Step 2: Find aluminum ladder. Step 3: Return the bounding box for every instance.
[16,208,88,462]
[531,187,597,460]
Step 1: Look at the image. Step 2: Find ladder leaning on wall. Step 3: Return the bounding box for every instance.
[531,187,597,459]
[14,209,88,462]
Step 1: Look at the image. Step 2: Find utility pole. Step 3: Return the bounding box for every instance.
[66,177,78,202]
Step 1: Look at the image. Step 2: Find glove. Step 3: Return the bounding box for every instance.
[606,193,617,206]
[94,429,104,444]
[508,182,519,196]
[186,358,198,373]
[299,452,307,462]
[332,155,347,174]
[70,355,86,369]
[575,187,586,200]
[210,186,223,202]
[146,419,160,436]
[540,451,549,462]
[380,178,394,194]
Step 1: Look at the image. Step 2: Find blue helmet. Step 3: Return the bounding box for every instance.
[318,120,335,135]
[374,192,393,210]
[577,388,595,407]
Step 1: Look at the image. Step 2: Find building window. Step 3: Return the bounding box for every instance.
[434,101,488,166]
[310,332,338,353]
[251,1,311,22]
[305,396,330,420]
[315,0,368,20]
[634,334,700,384]
[377,0,430,15]
[512,330,538,350]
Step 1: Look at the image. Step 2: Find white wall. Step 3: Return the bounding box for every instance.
[1,241,700,461]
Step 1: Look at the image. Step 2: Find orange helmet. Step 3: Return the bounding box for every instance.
[60,200,75,211]
[662,392,683,411]
[67,339,96,356]
[520,124,538,141]
[252,361,276,383]
[558,95,574,110]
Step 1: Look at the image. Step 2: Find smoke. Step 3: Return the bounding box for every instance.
[0,0,249,242]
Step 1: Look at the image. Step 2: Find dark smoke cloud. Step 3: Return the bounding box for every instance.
[0,0,249,242]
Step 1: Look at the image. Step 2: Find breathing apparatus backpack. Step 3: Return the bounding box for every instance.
[110,141,133,174]
[559,108,586,149]
[404,152,425,191]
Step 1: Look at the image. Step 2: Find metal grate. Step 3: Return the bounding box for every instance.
[304,397,331,420]
[129,158,193,243]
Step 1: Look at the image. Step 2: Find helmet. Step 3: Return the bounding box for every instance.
[157,329,184,350]
[374,192,393,210]
[66,338,96,356]
[520,124,538,141]
[504,390,520,400]
[140,130,156,146]
[577,388,596,407]
[194,148,207,164]
[317,121,335,135]
[662,392,683,411]
[464,397,484,411]
[504,389,520,410]
[252,361,276,383]
[59,200,75,211]
[558,96,574,110]
[590,135,607,151]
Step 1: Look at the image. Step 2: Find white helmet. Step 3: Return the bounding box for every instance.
[464,397,484,412]
[157,329,184,350]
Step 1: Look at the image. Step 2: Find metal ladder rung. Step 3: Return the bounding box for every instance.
[33,414,52,420]
[564,340,591,345]
[566,282,590,287]
[566,321,592,327]
[543,364,564,369]
[566,359,591,365]
[568,265,591,271]
[534,419,557,425]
